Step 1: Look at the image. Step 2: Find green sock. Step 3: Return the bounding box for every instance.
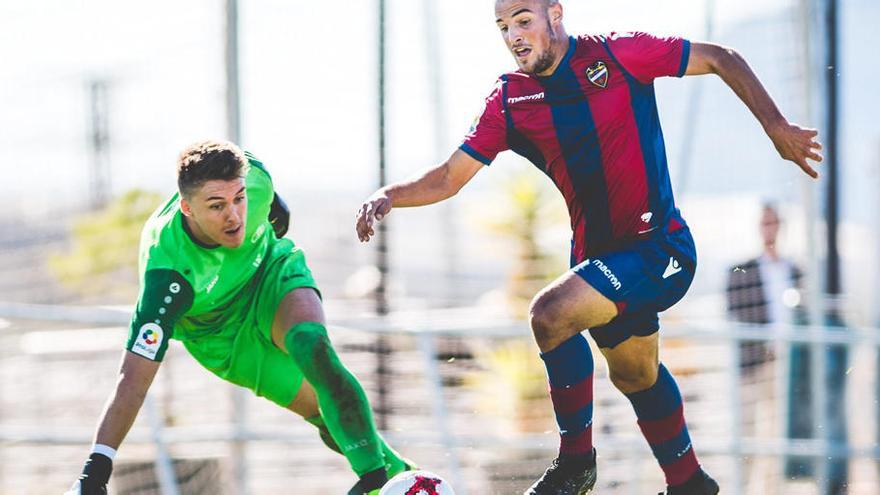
[381,439,409,477]
[305,414,342,454]
[285,322,384,476]
[305,414,409,476]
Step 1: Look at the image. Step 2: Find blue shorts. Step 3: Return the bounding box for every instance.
[572,227,697,349]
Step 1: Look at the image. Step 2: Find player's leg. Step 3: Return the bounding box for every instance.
[270,287,393,493]
[584,227,716,494]
[524,272,616,494]
[283,380,341,454]
[285,380,411,476]
[529,272,618,353]
[270,289,383,473]
[598,331,717,494]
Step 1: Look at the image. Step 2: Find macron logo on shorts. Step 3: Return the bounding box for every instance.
[132,323,163,360]
[663,257,682,279]
[592,259,622,291]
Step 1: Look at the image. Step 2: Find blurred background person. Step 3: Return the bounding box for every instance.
[725,202,812,489]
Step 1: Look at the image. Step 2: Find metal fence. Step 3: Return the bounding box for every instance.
[0,303,877,494]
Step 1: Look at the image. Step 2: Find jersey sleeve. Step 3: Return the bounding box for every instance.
[126,268,194,361]
[459,79,509,165]
[604,32,691,84]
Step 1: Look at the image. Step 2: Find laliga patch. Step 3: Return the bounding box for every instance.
[586,61,609,88]
[132,323,163,360]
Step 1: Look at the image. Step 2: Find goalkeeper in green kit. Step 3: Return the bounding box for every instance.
[65,140,410,495]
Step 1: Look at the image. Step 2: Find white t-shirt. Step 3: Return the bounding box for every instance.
[758,255,795,325]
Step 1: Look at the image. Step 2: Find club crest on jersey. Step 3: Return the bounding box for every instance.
[586,61,609,88]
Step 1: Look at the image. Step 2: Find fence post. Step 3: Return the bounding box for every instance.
[774,324,791,495]
[144,393,180,495]
[729,325,743,495]
[416,331,464,494]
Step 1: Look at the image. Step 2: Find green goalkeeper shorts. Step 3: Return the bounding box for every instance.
[181,238,320,407]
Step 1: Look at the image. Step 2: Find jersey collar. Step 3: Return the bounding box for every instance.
[179,212,220,250]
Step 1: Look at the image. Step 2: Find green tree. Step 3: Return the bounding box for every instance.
[49,190,162,301]
[480,163,567,316]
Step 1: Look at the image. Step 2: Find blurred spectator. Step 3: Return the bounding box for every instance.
[725,203,812,485]
[726,203,806,366]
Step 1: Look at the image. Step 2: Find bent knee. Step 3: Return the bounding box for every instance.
[528,293,573,343]
[528,294,556,333]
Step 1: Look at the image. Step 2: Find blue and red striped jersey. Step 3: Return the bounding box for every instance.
[461,32,691,263]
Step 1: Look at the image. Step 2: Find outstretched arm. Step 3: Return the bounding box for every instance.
[67,351,161,494]
[686,42,823,178]
[94,350,161,448]
[355,148,484,242]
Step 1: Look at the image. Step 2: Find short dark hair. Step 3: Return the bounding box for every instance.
[177,140,248,198]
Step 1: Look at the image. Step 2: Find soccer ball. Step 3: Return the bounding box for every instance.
[379,470,455,495]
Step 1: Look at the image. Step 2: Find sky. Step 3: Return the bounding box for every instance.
[1,0,877,319]
[2,0,830,202]
[2,0,874,209]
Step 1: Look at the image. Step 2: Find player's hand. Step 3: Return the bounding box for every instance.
[66,453,112,495]
[767,121,823,178]
[268,192,290,238]
[356,192,393,242]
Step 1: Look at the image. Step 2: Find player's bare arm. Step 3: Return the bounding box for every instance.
[685,41,823,178]
[356,149,484,242]
[94,350,161,449]
[65,350,160,494]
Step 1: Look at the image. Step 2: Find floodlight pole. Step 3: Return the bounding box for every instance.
[376,0,389,317]
[226,0,242,145]
[674,0,715,195]
[375,0,391,430]
[824,0,840,303]
[225,1,249,494]
[422,0,458,304]
[821,1,848,493]
[796,1,831,493]
[87,79,111,210]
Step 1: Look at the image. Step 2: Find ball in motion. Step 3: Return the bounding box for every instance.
[379,470,455,495]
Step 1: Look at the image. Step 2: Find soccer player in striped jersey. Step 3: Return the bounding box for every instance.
[67,141,410,495]
[356,1,822,494]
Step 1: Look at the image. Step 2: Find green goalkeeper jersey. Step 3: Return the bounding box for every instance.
[126,153,276,362]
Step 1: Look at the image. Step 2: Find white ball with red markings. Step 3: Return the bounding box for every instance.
[379,470,455,495]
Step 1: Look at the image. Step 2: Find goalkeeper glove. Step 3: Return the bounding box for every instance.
[268,192,290,238]
[66,452,112,495]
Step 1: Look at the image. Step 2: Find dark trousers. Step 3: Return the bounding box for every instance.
[786,341,849,494]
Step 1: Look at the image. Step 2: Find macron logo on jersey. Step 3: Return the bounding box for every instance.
[507,92,545,104]
[132,323,163,360]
